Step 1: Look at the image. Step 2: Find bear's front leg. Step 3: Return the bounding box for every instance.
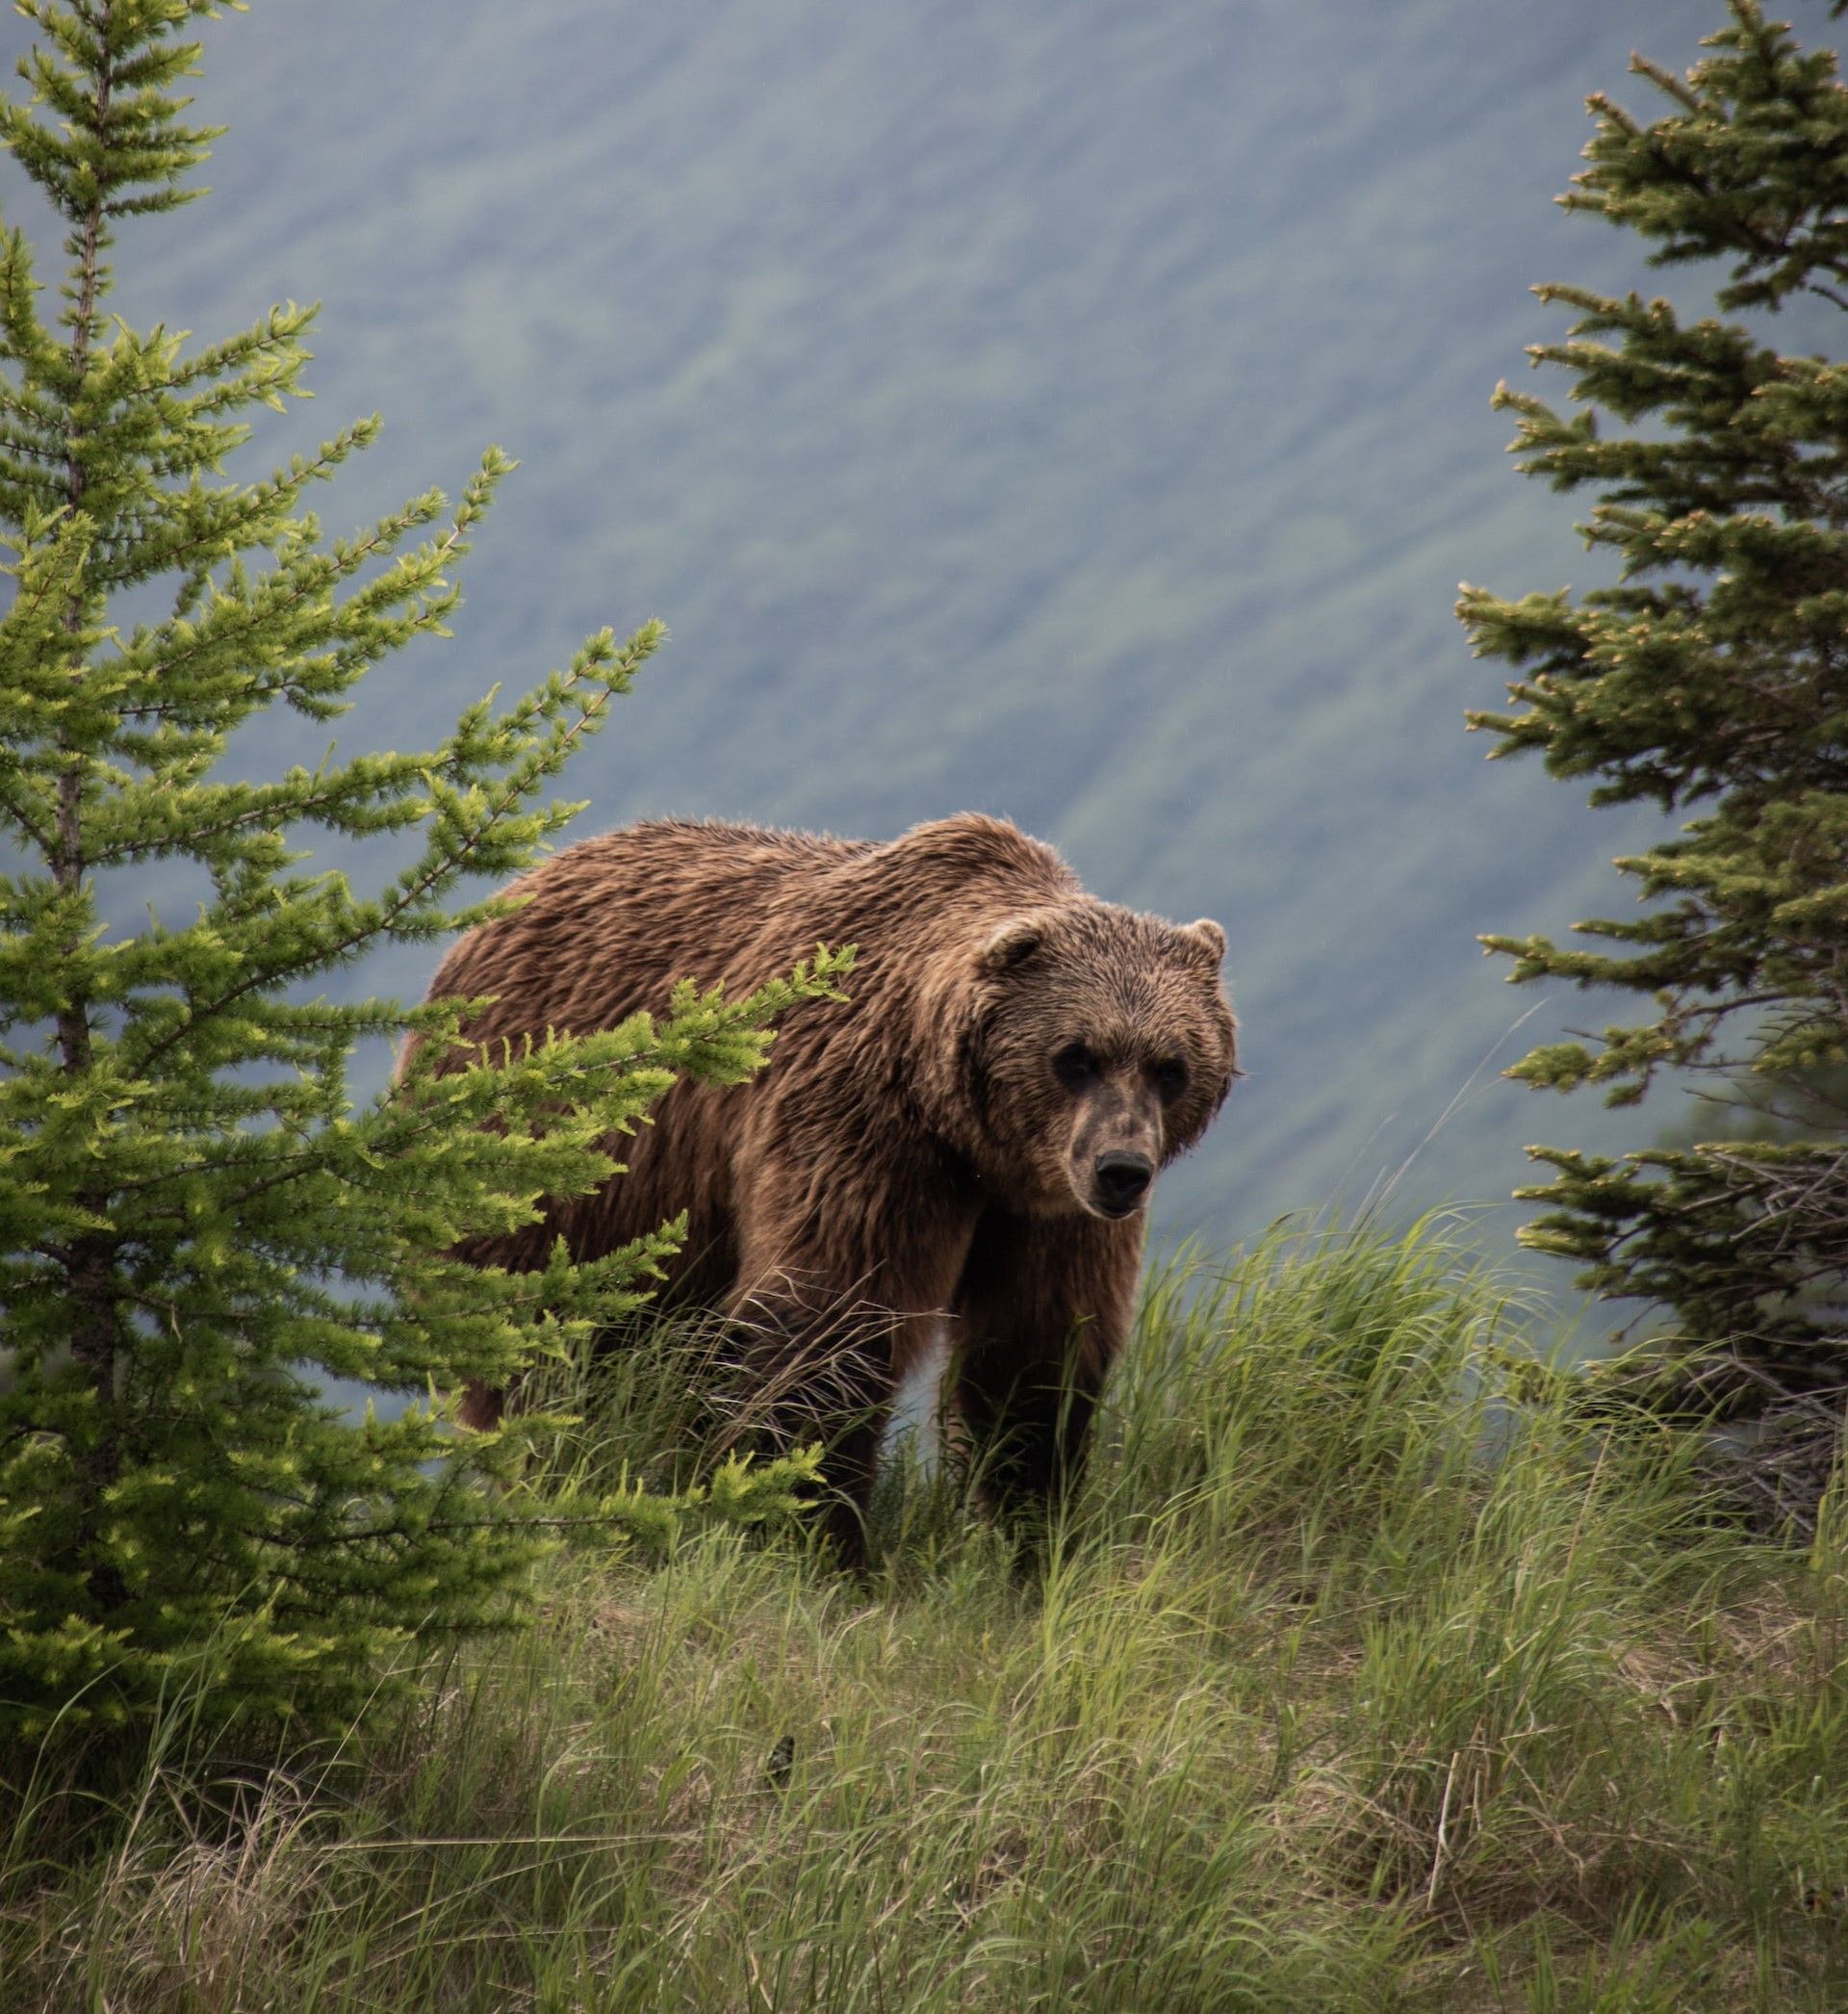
[728,1157,978,1568]
[952,1207,1142,1541]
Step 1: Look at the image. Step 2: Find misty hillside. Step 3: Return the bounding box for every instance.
[0,0,1753,1307]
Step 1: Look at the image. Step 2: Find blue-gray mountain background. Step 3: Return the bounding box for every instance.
[4,0,1785,1330]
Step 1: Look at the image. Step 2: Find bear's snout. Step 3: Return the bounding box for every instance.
[1058,1061,1168,1219]
[1091,1149,1154,1217]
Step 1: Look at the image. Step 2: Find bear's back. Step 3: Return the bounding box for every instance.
[423,820,852,1046]
[422,813,1077,1058]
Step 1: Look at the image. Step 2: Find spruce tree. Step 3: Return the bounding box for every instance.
[0,0,840,1743]
[1459,0,1848,1487]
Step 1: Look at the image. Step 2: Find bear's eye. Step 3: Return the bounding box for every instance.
[1052,1043,1099,1093]
[1151,1059,1189,1104]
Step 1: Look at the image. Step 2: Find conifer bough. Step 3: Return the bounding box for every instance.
[0,0,840,1741]
[1460,0,1848,1486]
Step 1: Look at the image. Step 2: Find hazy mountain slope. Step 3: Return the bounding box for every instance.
[1,0,1750,1306]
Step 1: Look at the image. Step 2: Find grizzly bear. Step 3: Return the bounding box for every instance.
[418,813,1237,1558]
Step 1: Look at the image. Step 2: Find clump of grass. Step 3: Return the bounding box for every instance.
[6,1213,1848,2010]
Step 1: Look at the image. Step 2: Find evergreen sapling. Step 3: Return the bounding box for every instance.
[0,0,840,1743]
[1460,0,1848,1513]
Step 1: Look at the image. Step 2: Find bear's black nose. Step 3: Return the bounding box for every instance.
[1093,1150,1154,1212]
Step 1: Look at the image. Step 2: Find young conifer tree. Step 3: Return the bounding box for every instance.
[1459,0,1848,1468]
[0,0,840,1743]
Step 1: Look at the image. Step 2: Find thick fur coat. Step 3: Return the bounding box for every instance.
[417,813,1237,1553]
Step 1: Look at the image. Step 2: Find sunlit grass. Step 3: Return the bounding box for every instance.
[5,1214,1847,2010]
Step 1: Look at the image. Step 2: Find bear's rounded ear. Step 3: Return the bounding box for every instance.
[980,917,1045,974]
[1180,917,1227,964]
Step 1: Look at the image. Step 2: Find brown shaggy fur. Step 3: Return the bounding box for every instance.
[417,813,1237,1558]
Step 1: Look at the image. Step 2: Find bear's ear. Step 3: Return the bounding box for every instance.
[1179,917,1227,964]
[979,916,1047,974]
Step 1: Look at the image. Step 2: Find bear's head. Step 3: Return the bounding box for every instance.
[961,901,1238,1221]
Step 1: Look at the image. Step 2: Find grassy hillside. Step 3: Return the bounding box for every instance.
[8,1221,1846,2010]
[0,0,1761,1294]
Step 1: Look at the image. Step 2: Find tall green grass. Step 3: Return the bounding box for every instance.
[5,1215,1847,2010]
